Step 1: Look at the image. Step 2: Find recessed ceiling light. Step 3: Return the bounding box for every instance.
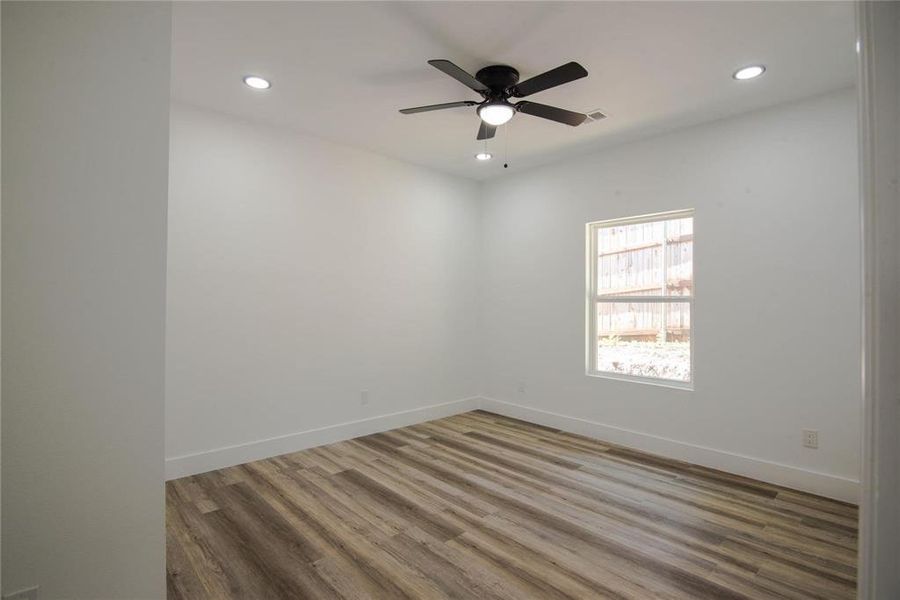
[733,65,765,81]
[478,101,515,126]
[475,152,492,161]
[243,75,271,90]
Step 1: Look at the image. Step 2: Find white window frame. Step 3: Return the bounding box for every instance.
[585,209,694,390]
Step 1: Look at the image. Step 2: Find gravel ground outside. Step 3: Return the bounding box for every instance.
[597,341,690,382]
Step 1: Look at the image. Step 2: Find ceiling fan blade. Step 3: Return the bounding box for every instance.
[516,101,588,126]
[511,62,588,97]
[399,101,478,114]
[428,59,489,93]
[477,121,497,140]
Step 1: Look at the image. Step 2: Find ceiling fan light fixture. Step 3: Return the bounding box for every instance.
[478,102,515,126]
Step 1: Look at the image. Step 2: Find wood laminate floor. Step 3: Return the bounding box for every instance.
[167,410,858,599]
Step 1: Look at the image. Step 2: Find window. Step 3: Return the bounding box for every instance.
[587,210,694,387]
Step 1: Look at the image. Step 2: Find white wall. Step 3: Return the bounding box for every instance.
[166,104,482,477]
[857,1,900,596]
[480,89,860,502]
[1,2,171,598]
[169,92,861,502]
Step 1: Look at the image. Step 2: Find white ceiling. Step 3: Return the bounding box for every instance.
[172,1,856,181]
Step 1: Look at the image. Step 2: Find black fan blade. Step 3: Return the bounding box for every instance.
[516,101,587,126]
[399,101,477,114]
[477,121,497,140]
[511,62,588,97]
[428,59,488,93]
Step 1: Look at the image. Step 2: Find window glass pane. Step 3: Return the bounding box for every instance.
[596,221,663,296]
[595,301,691,382]
[596,216,692,297]
[665,217,693,297]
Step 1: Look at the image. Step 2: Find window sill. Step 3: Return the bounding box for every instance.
[586,371,694,391]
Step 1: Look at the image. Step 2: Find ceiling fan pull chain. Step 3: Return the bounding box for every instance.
[504,121,510,169]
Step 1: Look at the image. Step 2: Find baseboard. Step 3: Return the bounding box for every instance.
[166,395,859,503]
[166,397,480,480]
[2,586,39,600]
[478,397,860,504]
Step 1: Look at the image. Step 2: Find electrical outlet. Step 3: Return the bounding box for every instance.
[360,390,369,406]
[802,429,819,449]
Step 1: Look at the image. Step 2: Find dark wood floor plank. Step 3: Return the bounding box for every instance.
[166,517,210,600]
[167,410,858,599]
[166,501,239,598]
[209,482,324,565]
[331,468,463,542]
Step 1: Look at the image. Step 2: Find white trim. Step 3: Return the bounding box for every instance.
[479,397,860,504]
[1,586,39,600]
[586,208,696,228]
[856,3,877,595]
[855,2,900,597]
[167,395,860,503]
[585,371,693,391]
[165,397,480,480]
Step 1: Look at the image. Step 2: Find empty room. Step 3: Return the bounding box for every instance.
[3,2,900,599]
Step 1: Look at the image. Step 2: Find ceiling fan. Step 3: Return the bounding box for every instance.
[399,59,589,140]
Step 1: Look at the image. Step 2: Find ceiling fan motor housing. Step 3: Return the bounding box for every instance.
[475,65,520,98]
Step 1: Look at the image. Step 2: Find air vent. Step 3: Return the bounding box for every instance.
[585,109,607,123]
